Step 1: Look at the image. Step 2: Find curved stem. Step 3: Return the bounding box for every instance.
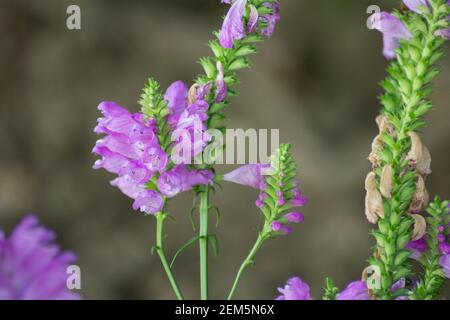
[227,232,266,300]
[156,213,184,300]
[199,186,210,300]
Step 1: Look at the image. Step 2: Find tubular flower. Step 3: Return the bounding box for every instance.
[164,80,212,161]
[223,144,306,236]
[219,0,282,49]
[0,215,80,300]
[369,12,412,59]
[276,277,312,300]
[93,101,166,214]
[336,281,370,300]
[370,1,449,59]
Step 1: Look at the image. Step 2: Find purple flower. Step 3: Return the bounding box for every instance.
[271,221,292,234]
[0,215,80,300]
[336,281,369,300]
[284,212,305,223]
[370,12,412,59]
[93,102,168,214]
[403,0,430,14]
[223,164,270,190]
[219,0,248,48]
[164,81,212,162]
[276,277,312,300]
[260,1,281,37]
[406,238,428,260]
[440,254,450,278]
[164,81,188,126]
[158,165,213,198]
[132,190,164,214]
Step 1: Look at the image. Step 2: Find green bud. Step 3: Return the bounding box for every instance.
[199,57,216,78]
[229,57,251,71]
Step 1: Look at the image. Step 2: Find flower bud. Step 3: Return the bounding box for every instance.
[406,132,431,176]
[380,164,393,198]
[410,214,427,241]
[375,115,395,135]
[365,172,385,224]
[368,135,384,167]
[409,175,430,212]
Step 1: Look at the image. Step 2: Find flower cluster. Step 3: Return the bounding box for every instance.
[370,0,449,59]
[0,215,79,300]
[219,0,281,49]
[93,97,214,214]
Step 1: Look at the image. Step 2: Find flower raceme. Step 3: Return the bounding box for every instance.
[0,215,79,300]
[407,203,450,278]
[370,0,449,59]
[223,144,307,236]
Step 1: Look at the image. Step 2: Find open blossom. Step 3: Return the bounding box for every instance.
[276,277,312,300]
[164,81,212,160]
[337,281,369,300]
[0,215,80,300]
[219,0,248,48]
[223,164,270,189]
[157,165,214,198]
[370,12,412,59]
[219,0,281,48]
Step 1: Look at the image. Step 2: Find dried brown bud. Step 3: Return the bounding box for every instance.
[406,132,432,176]
[375,115,395,136]
[365,172,384,224]
[410,214,427,241]
[380,165,393,199]
[188,84,199,105]
[409,175,430,213]
[368,135,384,168]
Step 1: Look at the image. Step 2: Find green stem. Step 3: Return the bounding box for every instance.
[156,213,184,300]
[199,186,210,300]
[227,232,266,300]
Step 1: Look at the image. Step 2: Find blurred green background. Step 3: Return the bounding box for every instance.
[0,0,449,299]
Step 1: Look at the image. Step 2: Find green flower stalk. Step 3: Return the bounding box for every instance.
[366,0,449,299]
[226,144,307,299]
[190,0,282,300]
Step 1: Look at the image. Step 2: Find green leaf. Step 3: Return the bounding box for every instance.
[170,236,200,268]
[208,234,220,256]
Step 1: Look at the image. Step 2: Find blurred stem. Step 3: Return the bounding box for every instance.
[199,186,210,300]
[227,231,267,300]
[156,213,184,300]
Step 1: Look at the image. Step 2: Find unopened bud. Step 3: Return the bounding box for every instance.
[365,172,384,224]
